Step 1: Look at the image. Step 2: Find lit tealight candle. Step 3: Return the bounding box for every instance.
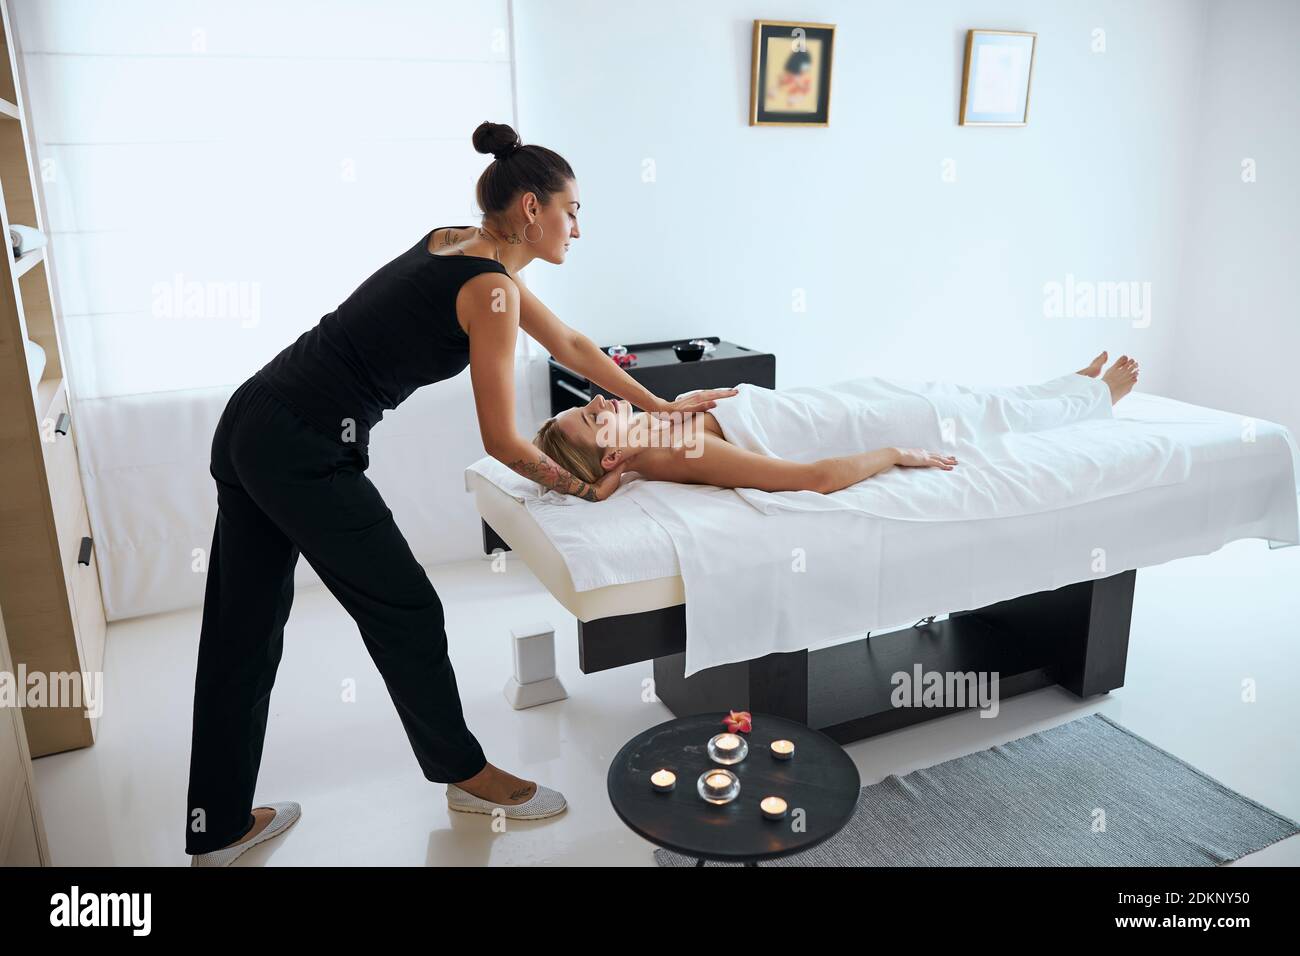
[761,796,788,820]
[697,768,740,804]
[650,769,676,792]
[770,739,795,761]
[707,732,749,765]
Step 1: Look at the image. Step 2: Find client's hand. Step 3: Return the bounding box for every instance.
[893,448,958,471]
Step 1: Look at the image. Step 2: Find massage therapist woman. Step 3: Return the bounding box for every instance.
[183,121,737,865]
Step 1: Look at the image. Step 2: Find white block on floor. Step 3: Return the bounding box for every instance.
[504,621,568,709]
[510,621,556,684]
[503,674,567,709]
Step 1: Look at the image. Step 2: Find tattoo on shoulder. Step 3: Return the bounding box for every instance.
[440,230,458,246]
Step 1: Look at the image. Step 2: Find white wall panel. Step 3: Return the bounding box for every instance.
[13,0,523,619]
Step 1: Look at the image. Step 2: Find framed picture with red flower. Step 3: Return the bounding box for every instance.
[750,20,836,126]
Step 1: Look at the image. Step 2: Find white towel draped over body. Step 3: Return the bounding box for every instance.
[630,373,1195,676]
[696,373,1192,521]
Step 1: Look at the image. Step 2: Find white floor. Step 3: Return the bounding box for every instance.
[33,537,1300,866]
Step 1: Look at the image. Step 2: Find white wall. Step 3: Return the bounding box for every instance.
[514,0,1209,395]
[16,0,521,397]
[1167,0,1300,438]
[13,0,530,619]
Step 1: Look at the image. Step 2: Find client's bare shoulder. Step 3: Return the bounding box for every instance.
[628,426,730,483]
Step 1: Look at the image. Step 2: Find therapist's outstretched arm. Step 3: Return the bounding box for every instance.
[515,282,738,415]
[515,282,665,412]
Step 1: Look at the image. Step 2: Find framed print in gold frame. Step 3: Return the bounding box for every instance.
[750,20,836,126]
[958,30,1037,126]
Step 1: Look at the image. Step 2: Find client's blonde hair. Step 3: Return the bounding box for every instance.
[534,417,604,485]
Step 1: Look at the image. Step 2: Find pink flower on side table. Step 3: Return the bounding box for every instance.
[723,710,752,734]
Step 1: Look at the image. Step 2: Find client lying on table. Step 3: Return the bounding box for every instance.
[531,351,1140,496]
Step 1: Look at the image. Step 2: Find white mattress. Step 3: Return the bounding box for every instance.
[466,390,1300,669]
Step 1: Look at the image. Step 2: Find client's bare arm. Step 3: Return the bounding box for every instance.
[643,439,955,494]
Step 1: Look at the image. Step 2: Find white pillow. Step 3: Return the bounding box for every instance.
[466,455,577,506]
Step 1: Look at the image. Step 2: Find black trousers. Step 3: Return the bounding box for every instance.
[185,376,487,854]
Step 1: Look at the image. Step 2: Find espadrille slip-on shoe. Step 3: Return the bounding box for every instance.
[446,783,567,820]
[190,801,301,867]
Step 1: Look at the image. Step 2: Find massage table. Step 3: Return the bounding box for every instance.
[465,387,1300,744]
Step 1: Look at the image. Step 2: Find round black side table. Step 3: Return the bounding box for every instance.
[607,712,861,866]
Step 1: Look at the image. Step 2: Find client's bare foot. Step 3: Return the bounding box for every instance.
[1102,355,1139,404]
[1077,350,1108,378]
[453,762,537,806]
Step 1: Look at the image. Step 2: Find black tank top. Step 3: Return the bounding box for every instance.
[255,228,509,446]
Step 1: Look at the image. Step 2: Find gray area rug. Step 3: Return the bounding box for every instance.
[656,714,1298,866]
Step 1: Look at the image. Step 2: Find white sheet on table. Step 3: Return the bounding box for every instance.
[464,456,679,589]
[694,373,1192,521]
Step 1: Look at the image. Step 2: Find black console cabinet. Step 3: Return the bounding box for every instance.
[547,337,775,416]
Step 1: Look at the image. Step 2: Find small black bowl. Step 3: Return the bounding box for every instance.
[673,342,706,362]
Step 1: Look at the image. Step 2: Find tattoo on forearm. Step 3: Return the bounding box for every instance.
[507,453,598,501]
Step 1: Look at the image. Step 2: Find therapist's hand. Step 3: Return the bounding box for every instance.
[591,458,630,501]
[651,387,739,420]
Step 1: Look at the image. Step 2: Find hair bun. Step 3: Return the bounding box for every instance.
[472,121,522,160]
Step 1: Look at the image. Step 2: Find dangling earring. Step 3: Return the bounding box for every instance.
[523,221,543,243]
